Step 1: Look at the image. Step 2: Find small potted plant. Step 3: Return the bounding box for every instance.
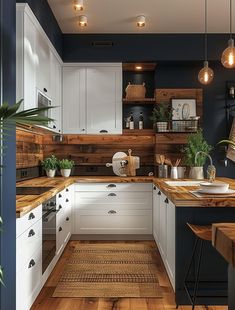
[183,129,212,179]
[58,159,75,177]
[41,155,58,178]
[151,103,173,132]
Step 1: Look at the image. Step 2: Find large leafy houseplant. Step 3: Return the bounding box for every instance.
[184,129,212,167]
[0,99,53,285]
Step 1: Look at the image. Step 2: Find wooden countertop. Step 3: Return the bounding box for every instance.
[153,177,235,207]
[212,223,235,267]
[16,176,235,218]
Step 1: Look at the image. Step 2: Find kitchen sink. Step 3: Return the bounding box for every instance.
[164,180,202,187]
[16,186,54,195]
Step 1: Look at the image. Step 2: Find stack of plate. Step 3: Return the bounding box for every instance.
[198,181,230,194]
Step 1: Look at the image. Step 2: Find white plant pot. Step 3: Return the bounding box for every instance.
[61,169,71,177]
[46,169,56,178]
[189,167,204,179]
[156,122,168,132]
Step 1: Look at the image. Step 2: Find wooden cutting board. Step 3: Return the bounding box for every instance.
[123,149,138,177]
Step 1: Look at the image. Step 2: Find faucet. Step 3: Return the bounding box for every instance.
[195,151,216,182]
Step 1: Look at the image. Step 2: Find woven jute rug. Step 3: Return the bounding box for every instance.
[53,243,162,298]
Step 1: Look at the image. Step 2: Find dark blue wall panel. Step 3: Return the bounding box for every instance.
[16,0,63,57]
[0,0,16,309]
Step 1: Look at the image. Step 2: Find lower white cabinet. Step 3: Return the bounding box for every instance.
[16,204,42,310]
[73,183,152,235]
[56,185,72,255]
[153,185,176,291]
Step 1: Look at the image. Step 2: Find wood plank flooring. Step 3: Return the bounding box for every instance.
[31,241,228,310]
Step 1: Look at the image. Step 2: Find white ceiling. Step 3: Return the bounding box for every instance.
[47,0,235,34]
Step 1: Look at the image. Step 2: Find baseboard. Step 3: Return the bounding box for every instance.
[70,234,154,241]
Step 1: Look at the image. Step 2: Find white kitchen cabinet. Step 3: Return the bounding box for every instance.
[158,192,167,260]
[153,185,161,245]
[50,52,62,132]
[56,186,72,255]
[16,5,37,111]
[62,66,86,134]
[16,204,42,310]
[86,65,122,134]
[73,183,152,235]
[62,63,122,134]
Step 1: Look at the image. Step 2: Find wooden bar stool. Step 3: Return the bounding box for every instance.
[184,223,212,310]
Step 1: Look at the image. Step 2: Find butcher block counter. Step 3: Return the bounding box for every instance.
[16,176,235,217]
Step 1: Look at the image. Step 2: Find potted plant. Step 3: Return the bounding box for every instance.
[151,103,173,132]
[183,129,212,179]
[58,159,75,177]
[41,155,58,177]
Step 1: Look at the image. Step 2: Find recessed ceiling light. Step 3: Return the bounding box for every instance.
[74,0,84,11]
[137,15,146,27]
[78,15,87,27]
[135,66,142,70]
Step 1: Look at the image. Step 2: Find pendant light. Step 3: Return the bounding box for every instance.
[198,0,214,85]
[221,0,235,68]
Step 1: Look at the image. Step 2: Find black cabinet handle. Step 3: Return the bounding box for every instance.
[153,186,156,190]
[59,194,62,198]
[82,128,85,132]
[165,198,169,204]
[66,188,69,192]
[108,210,117,214]
[43,87,47,93]
[28,259,35,268]
[59,205,62,210]
[66,217,69,221]
[66,198,69,202]
[59,227,62,232]
[53,125,56,129]
[28,212,35,220]
[158,191,161,196]
[107,184,116,188]
[108,193,116,197]
[99,130,108,133]
[28,229,35,237]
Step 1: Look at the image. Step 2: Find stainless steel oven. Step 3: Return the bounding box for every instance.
[42,196,57,274]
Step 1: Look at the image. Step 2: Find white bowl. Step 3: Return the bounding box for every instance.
[199,182,229,194]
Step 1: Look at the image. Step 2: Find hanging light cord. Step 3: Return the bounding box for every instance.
[204,0,208,61]
[230,0,232,39]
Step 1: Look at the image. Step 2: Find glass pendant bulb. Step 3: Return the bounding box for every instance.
[198,61,214,85]
[221,38,235,68]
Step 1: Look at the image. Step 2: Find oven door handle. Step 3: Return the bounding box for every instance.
[43,210,57,222]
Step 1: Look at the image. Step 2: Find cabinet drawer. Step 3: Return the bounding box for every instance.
[73,209,152,234]
[16,204,42,238]
[75,191,152,210]
[75,183,152,192]
[16,248,42,310]
[17,219,42,271]
[57,187,71,206]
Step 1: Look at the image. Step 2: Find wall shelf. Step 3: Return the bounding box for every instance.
[123,98,155,104]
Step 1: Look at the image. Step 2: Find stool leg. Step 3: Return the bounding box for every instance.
[192,240,204,310]
[184,237,199,284]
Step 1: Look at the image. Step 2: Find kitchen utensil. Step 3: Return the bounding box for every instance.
[170,166,178,179]
[177,166,186,179]
[158,164,168,178]
[165,158,173,167]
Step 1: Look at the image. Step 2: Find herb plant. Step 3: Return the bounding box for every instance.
[58,159,75,169]
[151,103,173,123]
[41,155,58,171]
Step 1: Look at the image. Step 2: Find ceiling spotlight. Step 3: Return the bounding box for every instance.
[78,15,87,27]
[137,15,146,27]
[135,66,142,70]
[74,0,84,11]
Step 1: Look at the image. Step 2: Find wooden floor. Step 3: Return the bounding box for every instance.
[31,240,228,310]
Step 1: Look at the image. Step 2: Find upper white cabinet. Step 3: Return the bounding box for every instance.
[16,5,37,110]
[62,63,122,134]
[62,66,86,134]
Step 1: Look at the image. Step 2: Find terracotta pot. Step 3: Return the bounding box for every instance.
[61,169,71,177]
[189,167,204,179]
[46,169,56,178]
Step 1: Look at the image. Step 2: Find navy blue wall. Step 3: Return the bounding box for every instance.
[16,0,63,57]
[0,0,16,309]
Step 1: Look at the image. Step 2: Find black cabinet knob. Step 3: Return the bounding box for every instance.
[59,194,62,198]
[153,186,156,190]
[28,229,35,237]
[66,188,69,192]
[59,227,62,232]
[108,193,116,197]
[158,191,161,196]
[43,87,47,93]
[66,198,69,202]
[59,205,62,210]
[165,198,169,204]
[107,184,116,188]
[66,217,69,221]
[28,259,35,268]
[53,125,56,129]
[28,213,35,220]
[99,129,108,133]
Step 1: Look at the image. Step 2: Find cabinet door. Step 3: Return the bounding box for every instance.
[153,185,161,245]
[35,31,51,96]
[86,65,122,134]
[50,53,62,132]
[159,193,167,260]
[166,200,176,290]
[62,67,86,134]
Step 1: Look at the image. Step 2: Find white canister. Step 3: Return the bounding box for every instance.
[177,166,186,178]
[170,166,178,179]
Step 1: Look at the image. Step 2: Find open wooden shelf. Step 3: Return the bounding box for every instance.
[123,129,155,135]
[123,98,155,104]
